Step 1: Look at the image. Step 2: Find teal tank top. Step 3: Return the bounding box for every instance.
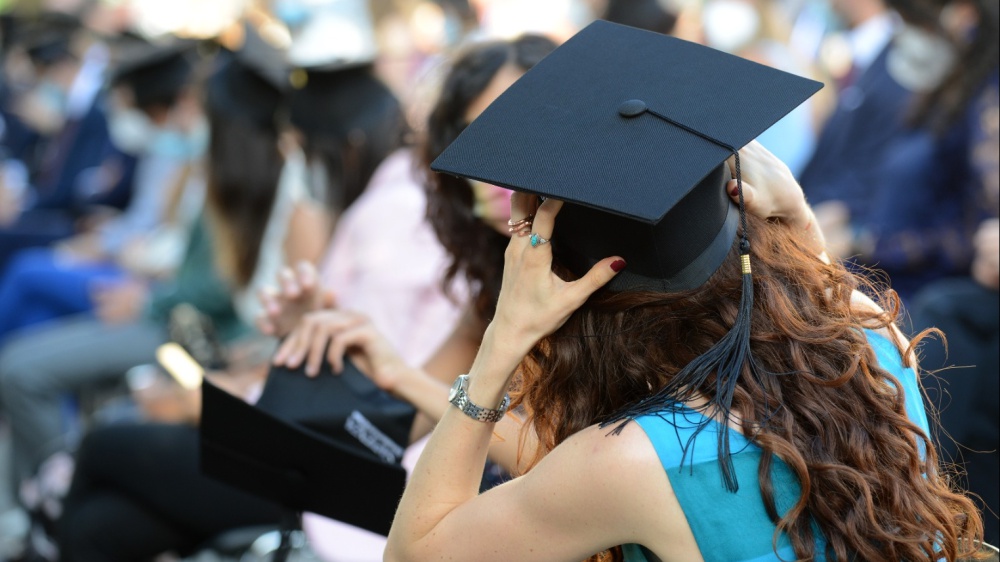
[622,330,930,562]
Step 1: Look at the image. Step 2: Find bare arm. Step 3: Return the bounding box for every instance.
[386,196,650,561]
[274,305,537,471]
[282,201,332,267]
[394,308,538,470]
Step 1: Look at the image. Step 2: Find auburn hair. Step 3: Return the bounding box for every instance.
[513,213,983,561]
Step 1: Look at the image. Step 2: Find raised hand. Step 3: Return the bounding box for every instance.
[726,141,807,224]
[487,194,624,361]
[727,141,827,253]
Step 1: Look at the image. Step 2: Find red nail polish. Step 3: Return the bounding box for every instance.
[729,186,739,197]
[611,259,627,272]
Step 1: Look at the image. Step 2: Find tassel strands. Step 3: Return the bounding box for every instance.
[604,150,760,493]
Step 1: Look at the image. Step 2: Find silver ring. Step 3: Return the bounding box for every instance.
[529,233,550,247]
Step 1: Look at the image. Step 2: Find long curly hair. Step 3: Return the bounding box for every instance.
[513,214,983,561]
[421,34,557,321]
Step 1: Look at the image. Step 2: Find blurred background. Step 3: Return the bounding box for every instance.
[0,0,996,560]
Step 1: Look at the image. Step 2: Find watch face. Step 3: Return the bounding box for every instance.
[448,376,464,402]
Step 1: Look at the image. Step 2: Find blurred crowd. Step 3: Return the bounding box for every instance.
[0,0,995,560]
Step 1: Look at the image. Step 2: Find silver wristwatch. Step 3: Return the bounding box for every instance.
[448,374,511,423]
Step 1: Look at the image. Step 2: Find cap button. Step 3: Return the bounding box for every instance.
[618,99,647,118]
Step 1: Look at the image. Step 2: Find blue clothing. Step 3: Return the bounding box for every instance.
[0,98,137,273]
[864,71,999,298]
[801,39,999,300]
[0,247,125,344]
[0,209,77,275]
[622,330,929,562]
[31,100,115,211]
[799,47,911,225]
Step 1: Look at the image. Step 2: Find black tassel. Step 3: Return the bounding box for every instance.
[603,151,758,493]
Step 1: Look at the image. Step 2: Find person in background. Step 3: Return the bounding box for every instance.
[797,0,900,256]
[0,41,241,558]
[56,42,416,562]
[800,0,996,302]
[268,34,561,450]
[370,23,982,562]
[0,40,206,344]
[892,0,999,545]
[258,57,466,560]
[0,10,133,272]
[251,35,557,560]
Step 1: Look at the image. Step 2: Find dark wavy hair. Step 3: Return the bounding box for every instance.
[888,0,999,132]
[514,214,983,561]
[421,34,557,321]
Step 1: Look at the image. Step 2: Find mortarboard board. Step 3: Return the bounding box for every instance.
[430,20,822,491]
[109,39,198,110]
[205,25,288,132]
[200,358,413,536]
[432,19,821,292]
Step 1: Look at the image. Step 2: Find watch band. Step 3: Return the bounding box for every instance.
[449,374,510,423]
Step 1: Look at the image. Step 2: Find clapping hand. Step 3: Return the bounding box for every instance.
[256,261,336,338]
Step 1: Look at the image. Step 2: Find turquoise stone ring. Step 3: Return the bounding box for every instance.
[529,233,550,247]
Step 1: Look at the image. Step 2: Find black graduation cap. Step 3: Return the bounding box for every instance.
[109,40,198,110]
[432,20,821,292]
[602,0,677,36]
[287,65,400,139]
[205,25,288,131]
[18,12,82,66]
[431,20,822,492]
[200,358,413,536]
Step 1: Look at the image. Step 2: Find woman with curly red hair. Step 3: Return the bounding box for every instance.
[375,22,984,562]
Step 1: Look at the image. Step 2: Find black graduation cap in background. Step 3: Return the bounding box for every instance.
[205,24,288,131]
[431,20,822,492]
[109,39,198,110]
[287,65,401,139]
[200,358,413,536]
[18,12,81,66]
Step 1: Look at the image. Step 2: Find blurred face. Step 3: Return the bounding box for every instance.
[106,86,208,160]
[462,63,524,236]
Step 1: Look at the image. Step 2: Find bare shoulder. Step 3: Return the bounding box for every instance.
[555,422,665,481]
[518,422,702,561]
